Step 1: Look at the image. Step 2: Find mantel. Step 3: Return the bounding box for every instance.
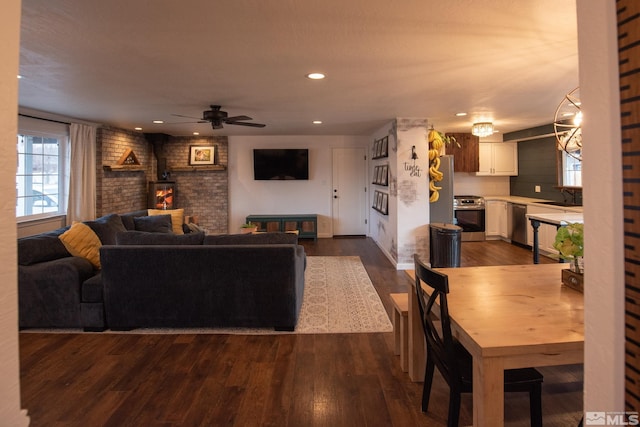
[169,165,227,172]
[102,165,145,172]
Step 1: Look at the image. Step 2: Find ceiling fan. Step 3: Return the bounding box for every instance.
[172,105,266,129]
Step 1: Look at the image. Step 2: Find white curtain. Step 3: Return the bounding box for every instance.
[67,123,96,223]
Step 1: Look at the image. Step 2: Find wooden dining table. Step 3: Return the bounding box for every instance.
[406,263,584,427]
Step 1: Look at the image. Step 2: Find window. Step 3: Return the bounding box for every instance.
[16,116,69,219]
[559,150,582,188]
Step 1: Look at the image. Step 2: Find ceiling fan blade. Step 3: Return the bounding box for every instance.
[224,115,252,122]
[171,113,203,120]
[227,121,266,128]
[166,120,208,124]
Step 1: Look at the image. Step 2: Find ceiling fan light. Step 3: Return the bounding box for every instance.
[471,122,494,137]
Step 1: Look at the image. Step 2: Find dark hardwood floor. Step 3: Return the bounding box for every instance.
[19,238,582,427]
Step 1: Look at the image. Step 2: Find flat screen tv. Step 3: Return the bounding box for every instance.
[253,149,309,180]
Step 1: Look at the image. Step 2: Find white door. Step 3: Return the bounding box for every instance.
[332,148,367,235]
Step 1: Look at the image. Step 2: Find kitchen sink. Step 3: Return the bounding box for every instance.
[535,201,582,207]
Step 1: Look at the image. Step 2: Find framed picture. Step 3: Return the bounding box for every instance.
[381,193,388,214]
[381,165,388,185]
[381,136,388,157]
[189,145,216,165]
[374,166,381,184]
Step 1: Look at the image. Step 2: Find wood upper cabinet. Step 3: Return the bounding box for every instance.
[445,133,479,172]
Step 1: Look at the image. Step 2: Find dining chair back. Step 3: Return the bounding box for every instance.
[413,254,543,427]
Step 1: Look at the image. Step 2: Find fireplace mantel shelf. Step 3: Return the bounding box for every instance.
[103,165,145,172]
[169,165,227,172]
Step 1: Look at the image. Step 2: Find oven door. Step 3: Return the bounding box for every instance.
[454,208,486,241]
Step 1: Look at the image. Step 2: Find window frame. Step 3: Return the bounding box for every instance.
[16,116,69,221]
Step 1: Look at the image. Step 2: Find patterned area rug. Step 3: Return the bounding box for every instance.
[295,256,392,333]
[24,256,392,335]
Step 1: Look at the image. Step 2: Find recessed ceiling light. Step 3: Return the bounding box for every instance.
[455,112,467,117]
[17,75,22,79]
[193,132,200,135]
[307,72,326,80]
[134,127,142,131]
[312,120,323,124]
[153,120,164,124]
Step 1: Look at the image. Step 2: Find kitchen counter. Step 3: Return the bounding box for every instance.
[526,212,584,226]
[483,195,583,212]
[526,211,584,263]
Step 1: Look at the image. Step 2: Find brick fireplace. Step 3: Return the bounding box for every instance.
[96,126,229,234]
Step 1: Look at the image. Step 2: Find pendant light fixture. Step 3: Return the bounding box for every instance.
[471,122,494,137]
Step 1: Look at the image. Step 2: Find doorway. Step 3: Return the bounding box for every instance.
[332,148,367,236]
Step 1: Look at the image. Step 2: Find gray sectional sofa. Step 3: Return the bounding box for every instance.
[18,211,306,331]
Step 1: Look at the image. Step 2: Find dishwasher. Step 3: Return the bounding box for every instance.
[510,203,528,246]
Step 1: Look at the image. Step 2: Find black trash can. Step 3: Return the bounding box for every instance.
[429,223,462,268]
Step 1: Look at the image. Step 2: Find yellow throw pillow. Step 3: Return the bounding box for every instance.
[59,222,102,269]
[148,208,184,234]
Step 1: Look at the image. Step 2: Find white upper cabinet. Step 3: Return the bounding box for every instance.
[477,142,518,176]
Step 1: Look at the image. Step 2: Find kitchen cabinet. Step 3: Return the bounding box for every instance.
[477,142,518,176]
[485,200,508,239]
[445,132,479,172]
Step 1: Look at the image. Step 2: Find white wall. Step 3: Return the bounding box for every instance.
[1,0,30,424]
[228,135,368,237]
[578,0,626,414]
[368,119,431,269]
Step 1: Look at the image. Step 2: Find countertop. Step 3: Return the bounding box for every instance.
[525,212,584,225]
[482,195,583,212]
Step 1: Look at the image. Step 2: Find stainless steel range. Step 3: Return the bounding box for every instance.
[453,195,486,241]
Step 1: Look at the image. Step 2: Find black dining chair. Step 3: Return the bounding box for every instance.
[413,254,544,427]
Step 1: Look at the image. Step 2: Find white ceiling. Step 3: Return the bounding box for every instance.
[18,0,579,137]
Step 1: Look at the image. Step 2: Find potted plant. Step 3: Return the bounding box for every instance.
[553,222,584,274]
[240,221,258,234]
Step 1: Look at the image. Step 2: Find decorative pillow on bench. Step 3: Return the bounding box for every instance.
[115,230,205,245]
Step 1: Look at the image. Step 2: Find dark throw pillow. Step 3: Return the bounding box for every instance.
[116,231,205,245]
[133,214,173,233]
[84,213,127,245]
[17,228,71,266]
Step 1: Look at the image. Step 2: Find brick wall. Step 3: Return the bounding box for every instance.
[161,136,229,234]
[97,126,153,215]
[96,127,229,234]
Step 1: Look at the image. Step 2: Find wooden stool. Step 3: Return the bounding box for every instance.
[390,292,409,372]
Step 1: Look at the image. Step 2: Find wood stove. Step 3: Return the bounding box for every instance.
[148,181,176,210]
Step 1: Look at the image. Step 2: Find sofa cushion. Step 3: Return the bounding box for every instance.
[204,232,298,246]
[58,222,102,269]
[148,208,184,234]
[120,210,150,230]
[82,272,103,303]
[84,213,127,245]
[18,228,71,266]
[115,230,205,245]
[133,214,173,233]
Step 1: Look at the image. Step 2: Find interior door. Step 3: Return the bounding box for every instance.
[332,148,367,236]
